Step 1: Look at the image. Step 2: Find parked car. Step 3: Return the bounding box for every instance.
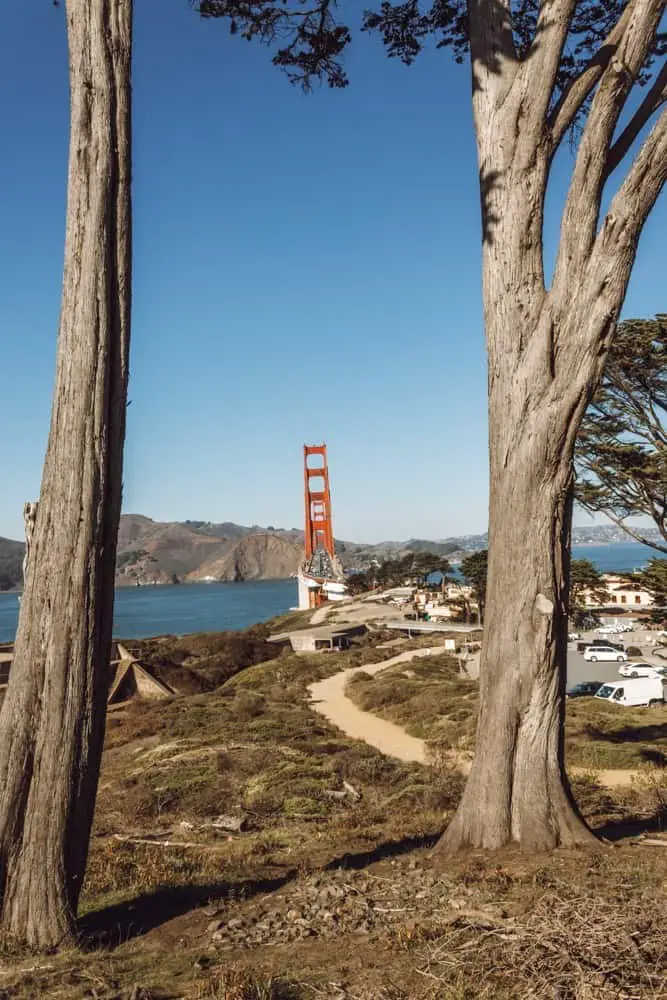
[566,680,603,698]
[596,625,631,636]
[584,646,627,662]
[618,662,662,678]
[595,677,665,708]
[577,638,625,654]
[568,632,581,642]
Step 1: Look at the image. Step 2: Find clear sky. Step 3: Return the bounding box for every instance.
[0,4,664,544]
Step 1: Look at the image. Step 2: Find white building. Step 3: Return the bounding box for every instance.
[585,574,654,609]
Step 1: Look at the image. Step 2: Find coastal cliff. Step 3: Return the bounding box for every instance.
[187,533,302,582]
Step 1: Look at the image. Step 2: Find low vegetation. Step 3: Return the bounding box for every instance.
[346,652,667,772]
[2,618,667,998]
[347,654,477,752]
[86,642,464,912]
[566,697,667,770]
[0,536,23,591]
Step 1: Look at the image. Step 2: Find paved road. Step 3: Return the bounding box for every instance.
[567,626,664,689]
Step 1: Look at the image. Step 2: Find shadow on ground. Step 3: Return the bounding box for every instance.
[79,871,295,947]
[595,809,667,842]
[79,831,440,946]
[584,723,667,747]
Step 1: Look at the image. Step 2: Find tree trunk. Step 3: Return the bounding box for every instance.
[434,0,666,854]
[0,0,132,948]
[438,387,595,850]
[436,131,601,850]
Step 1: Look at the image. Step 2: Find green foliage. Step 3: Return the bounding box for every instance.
[194,0,666,114]
[116,547,148,569]
[637,558,667,607]
[346,550,451,594]
[569,558,609,613]
[459,549,488,624]
[576,316,667,554]
[362,2,665,114]
[194,0,351,88]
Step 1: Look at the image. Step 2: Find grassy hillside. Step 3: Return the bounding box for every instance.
[2,618,667,998]
[345,652,667,771]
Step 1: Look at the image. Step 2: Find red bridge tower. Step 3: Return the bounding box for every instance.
[298,444,345,609]
[303,444,335,564]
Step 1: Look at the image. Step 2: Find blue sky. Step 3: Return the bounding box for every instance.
[0,4,664,544]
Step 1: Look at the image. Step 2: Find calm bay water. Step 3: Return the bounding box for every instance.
[570,541,658,572]
[0,542,658,644]
[0,579,297,644]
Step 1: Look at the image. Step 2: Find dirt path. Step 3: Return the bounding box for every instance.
[308,647,446,764]
[308,650,646,789]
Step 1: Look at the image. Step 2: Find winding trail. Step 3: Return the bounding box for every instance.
[309,647,445,765]
[308,649,648,789]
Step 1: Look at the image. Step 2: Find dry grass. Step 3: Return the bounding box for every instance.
[7,849,667,999]
[86,641,464,908]
[566,696,667,770]
[4,616,667,1000]
[346,654,478,750]
[409,853,667,1000]
[122,626,283,695]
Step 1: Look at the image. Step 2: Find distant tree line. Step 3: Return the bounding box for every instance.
[346,551,452,594]
[576,316,666,554]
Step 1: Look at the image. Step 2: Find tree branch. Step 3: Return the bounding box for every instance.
[468,0,517,114]
[553,1,665,292]
[548,2,634,147]
[605,60,667,177]
[514,0,577,141]
[600,104,667,252]
[594,508,667,554]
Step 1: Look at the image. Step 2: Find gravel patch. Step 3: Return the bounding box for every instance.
[205,859,459,950]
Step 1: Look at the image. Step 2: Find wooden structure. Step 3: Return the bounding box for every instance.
[0,641,173,704]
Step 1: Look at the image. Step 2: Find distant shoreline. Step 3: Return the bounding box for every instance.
[0,539,658,599]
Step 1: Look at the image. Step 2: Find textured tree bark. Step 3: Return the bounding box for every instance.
[435,137,606,851]
[434,0,666,854]
[0,0,132,947]
[438,363,596,851]
[436,68,596,853]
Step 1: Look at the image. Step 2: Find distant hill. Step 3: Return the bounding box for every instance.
[0,537,24,591]
[116,515,228,582]
[1,515,653,591]
[116,516,305,584]
[188,533,303,582]
[116,516,476,583]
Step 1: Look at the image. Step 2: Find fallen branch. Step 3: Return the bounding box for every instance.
[111,833,226,851]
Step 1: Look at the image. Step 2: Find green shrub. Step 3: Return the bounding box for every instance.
[232,690,266,721]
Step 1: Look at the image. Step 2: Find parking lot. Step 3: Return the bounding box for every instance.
[566,624,665,689]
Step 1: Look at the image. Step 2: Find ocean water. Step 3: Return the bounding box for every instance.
[0,579,297,644]
[0,542,659,644]
[571,541,658,572]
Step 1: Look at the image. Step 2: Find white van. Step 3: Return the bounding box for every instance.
[595,677,665,708]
